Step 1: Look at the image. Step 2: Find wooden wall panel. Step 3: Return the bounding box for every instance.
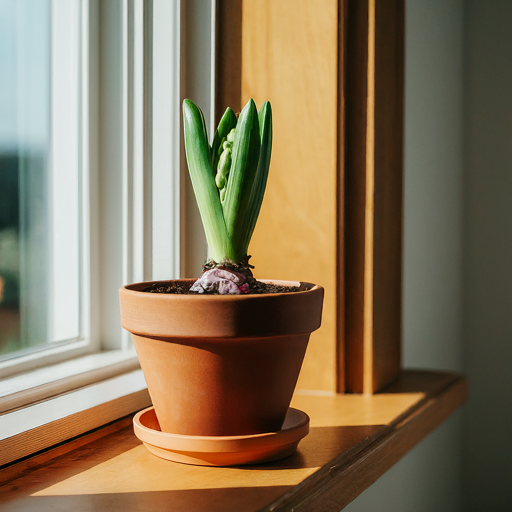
[372,0,404,393]
[344,0,371,393]
[336,0,348,393]
[217,0,405,393]
[215,0,242,122]
[241,0,339,392]
[344,0,404,393]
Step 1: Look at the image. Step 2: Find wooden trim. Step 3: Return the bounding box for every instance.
[0,417,134,488]
[215,0,242,124]
[0,370,150,467]
[266,372,467,511]
[343,0,370,393]
[344,0,405,393]
[364,0,377,394]
[336,0,348,393]
[371,0,405,392]
[0,351,139,415]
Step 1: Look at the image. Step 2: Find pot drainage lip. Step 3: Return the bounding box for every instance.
[133,406,310,467]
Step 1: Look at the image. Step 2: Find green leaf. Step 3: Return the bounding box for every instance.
[182,99,234,262]
[199,107,212,165]
[222,99,261,259]
[211,107,237,174]
[242,101,272,253]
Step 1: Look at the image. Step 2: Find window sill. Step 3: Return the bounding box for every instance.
[0,369,150,467]
[0,349,140,414]
[0,370,466,510]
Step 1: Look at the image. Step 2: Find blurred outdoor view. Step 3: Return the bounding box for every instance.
[0,0,82,359]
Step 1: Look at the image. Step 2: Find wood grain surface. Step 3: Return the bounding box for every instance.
[0,417,134,488]
[343,0,405,393]
[241,0,339,392]
[215,0,242,123]
[217,0,405,393]
[336,0,349,393]
[0,371,467,512]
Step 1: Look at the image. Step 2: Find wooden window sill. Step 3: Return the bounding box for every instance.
[0,370,466,512]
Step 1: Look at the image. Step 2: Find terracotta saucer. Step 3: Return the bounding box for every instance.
[133,406,310,466]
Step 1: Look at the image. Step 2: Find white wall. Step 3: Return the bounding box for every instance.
[345,1,465,510]
[462,1,512,510]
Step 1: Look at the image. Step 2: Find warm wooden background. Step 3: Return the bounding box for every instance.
[217,0,404,393]
[343,0,404,393]
[241,0,339,392]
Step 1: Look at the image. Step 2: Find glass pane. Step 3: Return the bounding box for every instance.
[0,0,82,359]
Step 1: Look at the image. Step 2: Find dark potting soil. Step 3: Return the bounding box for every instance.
[142,280,302,295]
[143,282,192,294]
[248,281,301,294]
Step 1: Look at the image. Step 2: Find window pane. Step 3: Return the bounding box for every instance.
[0,0,82,358]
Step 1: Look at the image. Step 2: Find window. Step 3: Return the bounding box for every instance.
[0,0,85,372]
[0,0,212,403]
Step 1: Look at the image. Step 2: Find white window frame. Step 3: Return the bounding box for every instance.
[0,0,216,466]
[0,0,93,377]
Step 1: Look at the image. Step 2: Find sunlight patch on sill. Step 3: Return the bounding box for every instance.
[33,444,317,496]
[291,393,425,428]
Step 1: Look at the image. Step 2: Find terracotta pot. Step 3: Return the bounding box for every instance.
[119,279,324,437]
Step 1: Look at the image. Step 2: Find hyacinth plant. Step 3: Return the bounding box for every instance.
[182,98,272,295]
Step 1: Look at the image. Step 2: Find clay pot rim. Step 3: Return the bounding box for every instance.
[120,278,324,338]
[121,278,322,300]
